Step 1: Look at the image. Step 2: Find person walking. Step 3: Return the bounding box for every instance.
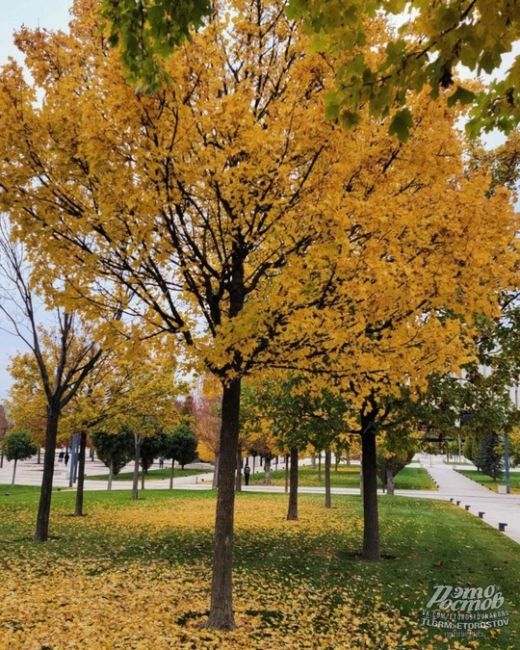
[244,464,251,486]
[64,451,70,466]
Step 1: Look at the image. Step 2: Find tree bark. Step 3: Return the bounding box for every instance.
[169,458,175,489]
[141,469,146,491]
[74,431,87,516]
[361,412,380,560]
[284,453,289,493]
[263,456,271,485]
[311,453,316,469]
[207,377,241,631]
[324,448,332,508]
[11,459,17,486]
[108,458,114,491]
[317,450,322,481]
[34,411,59,542]
[37,448,41,464]
[0,452,3,469]
[287,447,298,520]
[131,436,141,501]
[386,468,395,496]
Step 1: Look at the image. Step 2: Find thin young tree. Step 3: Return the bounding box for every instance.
[0,225,102,541]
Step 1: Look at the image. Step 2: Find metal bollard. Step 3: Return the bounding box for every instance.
[498,523,507,532]
[478,512,485,518]
[465,505,470,511]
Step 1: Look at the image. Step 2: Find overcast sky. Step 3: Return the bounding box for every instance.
[0,1,73,400]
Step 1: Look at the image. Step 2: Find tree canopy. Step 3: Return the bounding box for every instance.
[101,0,520,140]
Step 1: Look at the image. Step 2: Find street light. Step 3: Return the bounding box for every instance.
[503,432,511,495]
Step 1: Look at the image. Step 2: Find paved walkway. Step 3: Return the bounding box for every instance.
[0,456,215,490]
[417,454,520,544]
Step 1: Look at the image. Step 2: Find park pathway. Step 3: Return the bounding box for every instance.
[418,454,520,545]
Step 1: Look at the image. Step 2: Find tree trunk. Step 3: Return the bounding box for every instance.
[34,412,59,542]
[252,455,256,476]
[0,452,3,468]
[284,453,289,493]
[11,459,17,486]
[207,377,241,631]
[361,414,380,561]
[317,450,322,481]
[263,456,271,485]
[386,468,395,496]
[235,444,242,492]
[108,458,114,491]
[74,431,87,516]
[324,448,332,508]
[141,469,145,491]
[90,446,95,461]
[311,453,316,469]
[335,451,340,472]
[169,458,175,489]
[37,448,41,464]
[131,436,141,501]
[287,447,298,520]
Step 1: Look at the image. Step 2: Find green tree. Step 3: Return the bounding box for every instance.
[161,423,198,489]
[244,375,348,517]
[139,431,168,489]
[475,433,503,481]
[91,428,134,490]
[1,430,38,486]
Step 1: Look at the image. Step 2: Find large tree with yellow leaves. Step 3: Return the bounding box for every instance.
[0,0,516,629]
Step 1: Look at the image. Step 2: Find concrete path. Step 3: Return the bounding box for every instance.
[417,454,520,545]
[0,456,215,490]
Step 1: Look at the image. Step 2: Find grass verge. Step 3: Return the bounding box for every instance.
[0,486,517,648]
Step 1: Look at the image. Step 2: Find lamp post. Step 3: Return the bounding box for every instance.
[68,432,81,487]
[503,432,511,494]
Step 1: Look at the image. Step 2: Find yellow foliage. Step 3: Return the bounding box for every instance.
[197,439,216,463]
[0,497,476,650]
[0,0,515,402]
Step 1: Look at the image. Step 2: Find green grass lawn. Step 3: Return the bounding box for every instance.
[0,486,516,648]
[458,470,520,494]
[87,467,210,481]
[250,464,436,490]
